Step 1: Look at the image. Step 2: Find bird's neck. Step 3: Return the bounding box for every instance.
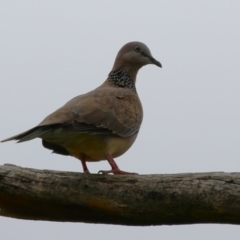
[106,69,137,93]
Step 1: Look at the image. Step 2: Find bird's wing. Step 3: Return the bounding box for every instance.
[39,86,143,138]
[1,86,143,143]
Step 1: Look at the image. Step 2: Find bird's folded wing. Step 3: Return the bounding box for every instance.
[39,87,143,138]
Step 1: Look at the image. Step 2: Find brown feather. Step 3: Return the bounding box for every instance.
[37,86,143,138]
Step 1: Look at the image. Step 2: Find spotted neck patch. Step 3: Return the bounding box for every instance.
[106,69,136,93]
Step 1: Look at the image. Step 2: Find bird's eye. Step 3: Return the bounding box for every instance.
[134,46,141,53]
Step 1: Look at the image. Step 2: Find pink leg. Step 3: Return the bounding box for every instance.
[79,155,90,173]
[98,153,138,175]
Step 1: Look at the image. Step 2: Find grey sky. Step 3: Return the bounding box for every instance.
[1,1,240,239]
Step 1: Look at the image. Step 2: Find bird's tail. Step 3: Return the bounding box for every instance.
[1,126,53,143]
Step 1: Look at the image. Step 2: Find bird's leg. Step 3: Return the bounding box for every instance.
[98,153,138,175]
[79,155,90,174]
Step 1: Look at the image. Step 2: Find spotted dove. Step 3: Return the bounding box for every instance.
[1,41,162,174]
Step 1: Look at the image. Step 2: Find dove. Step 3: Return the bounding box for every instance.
[1,41,162,174]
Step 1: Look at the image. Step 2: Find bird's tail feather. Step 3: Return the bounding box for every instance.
[1,125,54,143]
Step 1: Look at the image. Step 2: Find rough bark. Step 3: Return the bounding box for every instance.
[0,164,240,226]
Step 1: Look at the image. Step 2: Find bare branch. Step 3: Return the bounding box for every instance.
[0,164,240,225]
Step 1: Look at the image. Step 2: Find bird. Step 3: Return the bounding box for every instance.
[1,41,162,174]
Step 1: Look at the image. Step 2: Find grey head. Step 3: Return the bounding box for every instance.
[111,41,162,82]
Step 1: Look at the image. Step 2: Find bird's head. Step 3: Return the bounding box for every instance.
[112,41,162,81]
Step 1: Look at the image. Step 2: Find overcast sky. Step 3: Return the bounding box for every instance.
[1,1,240,239]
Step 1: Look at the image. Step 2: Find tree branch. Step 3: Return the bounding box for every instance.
[0,164,240,225]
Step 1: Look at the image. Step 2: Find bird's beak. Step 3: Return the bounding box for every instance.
[141,52,162,68]
[149,57,162,68]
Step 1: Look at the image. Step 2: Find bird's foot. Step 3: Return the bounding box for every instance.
[98,169,138,175]
[99,153,138,175]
